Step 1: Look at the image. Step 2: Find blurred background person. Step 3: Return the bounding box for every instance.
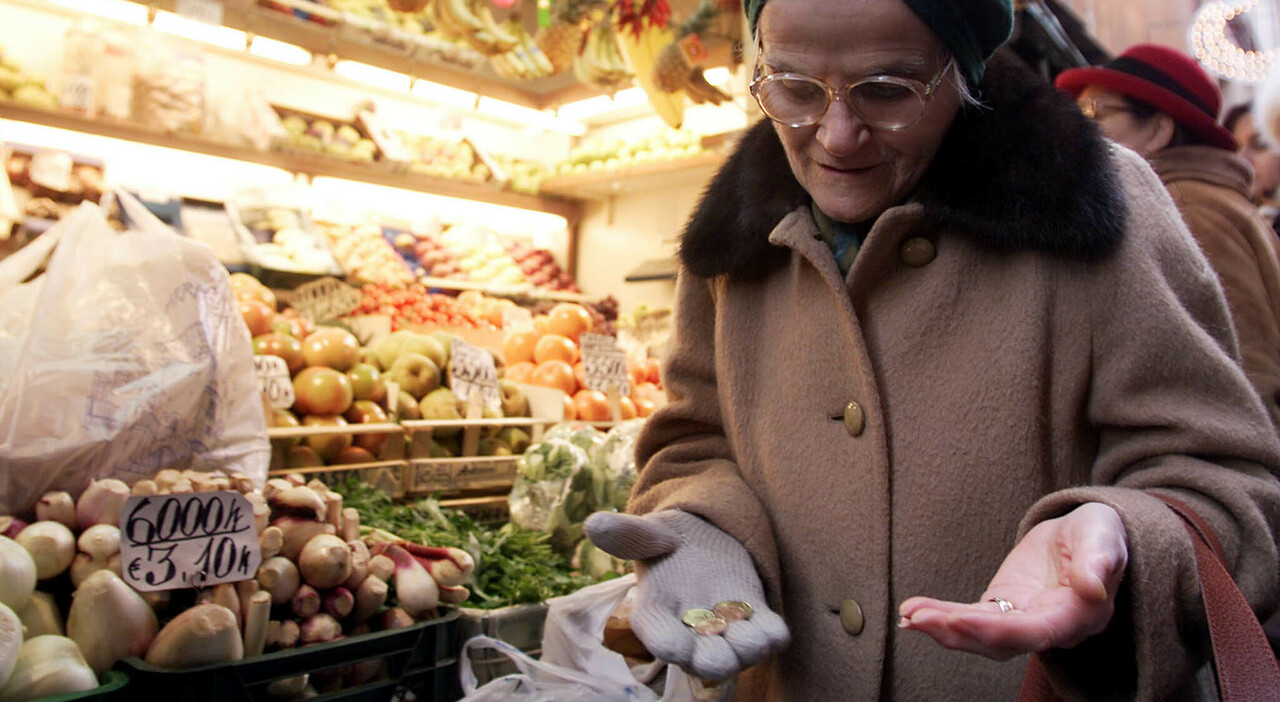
[1224,101,1280,222]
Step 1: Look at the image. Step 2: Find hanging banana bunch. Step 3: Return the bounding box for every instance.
[572,19,635,91]
[429,0,519,56]
[614,0,684,128]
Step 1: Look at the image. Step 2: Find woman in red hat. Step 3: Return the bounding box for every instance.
[1058,44,1280,433]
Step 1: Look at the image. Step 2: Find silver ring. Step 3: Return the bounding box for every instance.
[988,596,1015,613]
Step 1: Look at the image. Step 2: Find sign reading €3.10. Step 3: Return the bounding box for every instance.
[118,492,262,592]
[448,339,501,412]
[581,333,630,396]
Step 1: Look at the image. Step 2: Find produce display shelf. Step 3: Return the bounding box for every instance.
[538,150,727,201]
[267,459,409,478]
[418,276,594,305]
[0,102,583,223]
[267,423,406,439]
[405,455,520,495]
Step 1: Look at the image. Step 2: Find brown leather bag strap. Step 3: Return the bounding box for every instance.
[1018,496,1280,701]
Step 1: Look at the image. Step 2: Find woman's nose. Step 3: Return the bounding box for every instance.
[816,98,871,156]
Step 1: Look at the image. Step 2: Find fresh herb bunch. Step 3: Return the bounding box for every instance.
[334,478,595,609]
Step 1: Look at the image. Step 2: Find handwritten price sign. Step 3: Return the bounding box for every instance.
[449,339,500,412]
[289,277,361,323]
[254,355,295,409]
[581,333,630,395]
[119,492,262,592]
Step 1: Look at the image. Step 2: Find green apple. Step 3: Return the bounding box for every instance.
[302,414,352,462]
[419,387,464,438]
[395,390,421,420]
[399,334,447,371]
[387,352,440,400]
[371,330,417,370]
[286,445,324,468]
[495,426,531,454]
[498,379,529,417]
[347,363,387,403]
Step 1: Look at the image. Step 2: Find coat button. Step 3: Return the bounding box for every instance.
[840,599,865,636]
[900,238,936,267]
[843,401,865,437]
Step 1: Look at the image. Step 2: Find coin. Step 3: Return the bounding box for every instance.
[712,601,753,622]
[693,617,729,636]
[681,608,717,628]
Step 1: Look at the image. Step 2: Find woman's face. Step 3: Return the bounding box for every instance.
[757,0,962,224]
[1075,85,1166,155]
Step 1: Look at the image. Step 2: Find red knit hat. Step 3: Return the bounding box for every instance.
[1055,43,1237,151]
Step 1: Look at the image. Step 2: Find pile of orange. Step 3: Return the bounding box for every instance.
[500,302,664,421]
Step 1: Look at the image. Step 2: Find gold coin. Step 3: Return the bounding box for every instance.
[712,601,753,622]
[693,617,728,636]
[681,608,717,628]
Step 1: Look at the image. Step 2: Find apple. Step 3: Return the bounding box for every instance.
[347,363,387,403]
[272,317,307,340]
[240,299,276,337]
[302,327,361,371]
[398,334,447,371]
[293,366,354,416]
[357,348,381,370]
[395,390,421,420]
[495,426,531,453]
[418,387,464,438]
[254,332,305,376]
[370,330,417,370]
[345,400,390,455]
[302,414,352,462]
[333,446,376,464]
[286,445,324,468]
[269,407,302,450]
[386,352,440,400]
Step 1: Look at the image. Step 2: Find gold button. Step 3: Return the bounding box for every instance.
[843,401,865,437]
[839,599,865,636]
[900,238,936,267]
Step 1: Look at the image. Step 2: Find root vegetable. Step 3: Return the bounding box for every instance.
[131,480,158,497]
[243,591,271,658]
[236,580,260,623]
[324,493,342,530]
[168,479,193,495]
[153,470,182,491]
[269,488,327,522]
[306,479,329,494]
[15,522,74,581]
[382,545,437,617]
[0,636,97,700]
[257,557,301,606]
[145,604,243,668]
[273,519,335,562]
[322,588,353,619]
[352,576,387,624]
[340,508,360,543]
[284,473,307,487]
[69,525,120,588]
[0,603,20,687]
[67,570,158,674]
[343,541,369,591]
[265,620,300,650]
[141,589,171,613]
[402,543,475,588]
[262,479,293,501]
[15,592,61,638]
[245,493,270,534]
[366,555,394,583]
[439,585,470,604]
[291,585,320,619]
[266,674,308,698]
[204,584,241,630]
[259,526,284,561]
[230,473,256,494]
[379,607,414,630]
[0,537,35,610]
[75,479,129,531]
[0,519,24,540]
[298,614,342,645]
[34,493,74,529]
[299,535,351,590]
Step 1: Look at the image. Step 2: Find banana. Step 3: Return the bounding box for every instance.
[475,1,520,51]
[616,23,684,128]
[441,0,486,35]
[428,0,467,38]
[510,17,556,77]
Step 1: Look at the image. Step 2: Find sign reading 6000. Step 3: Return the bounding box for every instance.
[118,492,262,592]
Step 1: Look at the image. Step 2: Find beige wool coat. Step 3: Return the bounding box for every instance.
[628,56,1280,701]
[1150,145,1280,433]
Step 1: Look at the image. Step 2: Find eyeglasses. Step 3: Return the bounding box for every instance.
[1078,98,1134,121]
[749,58,953,130]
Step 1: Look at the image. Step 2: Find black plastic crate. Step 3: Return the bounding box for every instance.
[117,609,462,702]
[34,669,129,702]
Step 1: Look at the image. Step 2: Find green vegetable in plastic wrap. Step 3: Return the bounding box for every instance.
[544,422,606,455]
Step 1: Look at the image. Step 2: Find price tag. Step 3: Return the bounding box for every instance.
[448,339,500,412]
[176,0,224,25]
[346,315,392,346]
[119,492,262,592]
[59,74,95,114]
[502,305,534,332]
[29,150,74,193]
[581,333,630,396]
[289,276,361,323]
[254,355,295,410]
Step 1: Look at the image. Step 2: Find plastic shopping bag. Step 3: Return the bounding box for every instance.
[0,193,269,515]
[459,636,655,702]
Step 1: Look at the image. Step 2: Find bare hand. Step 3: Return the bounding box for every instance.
[898,502,1128,660]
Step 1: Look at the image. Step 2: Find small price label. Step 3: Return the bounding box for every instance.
[289,276,361,323]
[581,333,630,395]
[449,339,500,412]
[59,74,95,114]
[502,305,534,332]
[254,355,295,409]
[346,315,392,346]
[119,492,262,592]
[176,0,224,25]
[29,150,74,193]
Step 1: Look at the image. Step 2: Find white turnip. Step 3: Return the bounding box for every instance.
[145,604,243,668]
[15,522,74,581]
[131,480,158,497]
[322,588,353,619]
[382,545,437,617]
[366,555,394,583]
[0,636,97,700]
[74,479,129,531]
[33,493,74,530]
[257,557,301,606]
[402,543,474,588]
[298,614,342,645]
[242,591,271,658]
[14,592,60,639]
[69,525,120,588]
[351,576,387,624]
[0,537,35,611]
[264,620,300,650]
[66,570,158,674]
[0,602,21,689]
[259,526,283,561]
[340,508,360,543]
[343,541,369,591]
[273,518,335,562]
[291,585,320,619]
[299,535,351,590]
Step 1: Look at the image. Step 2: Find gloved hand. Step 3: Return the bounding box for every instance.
[584,510,790,681]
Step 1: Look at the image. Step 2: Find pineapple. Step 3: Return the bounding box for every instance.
[535,0,606,75]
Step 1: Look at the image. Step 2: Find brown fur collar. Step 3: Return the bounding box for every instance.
[678,50,1128,280]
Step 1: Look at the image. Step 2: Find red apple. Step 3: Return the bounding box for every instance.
[269,407,301,450]
[240,299,276,337]
[254,332,305,375]
[333,446,376,464]
[302,414,352,462]
[292,366,354,416]
[345,399,390,456]
[272,317,307,340]
[302,327,360,371]
[347,363,387,403]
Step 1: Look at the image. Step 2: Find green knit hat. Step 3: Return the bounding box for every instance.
[745,0,1014,86]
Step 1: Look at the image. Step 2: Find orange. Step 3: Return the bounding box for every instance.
[504,361,536,383]
[530,359,577,395]
[561,393,577,421]
[573,361,587,390]
[533,314,550,336]
[628,360,646,388]
[547,303,593,344]
[501,331,540,365]
[642,358,662,386]
[573,389,611,422]
[534,334,579,365]
[634,397,657,417]
[617,396,637,420]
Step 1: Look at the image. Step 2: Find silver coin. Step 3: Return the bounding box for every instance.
[693,617,729,636]
[681,608,717,627]
[712,601,753,622]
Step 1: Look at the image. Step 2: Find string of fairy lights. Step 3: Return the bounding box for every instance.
[1188,0,1279,84]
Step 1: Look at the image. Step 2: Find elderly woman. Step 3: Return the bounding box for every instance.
[586,0,1280,699]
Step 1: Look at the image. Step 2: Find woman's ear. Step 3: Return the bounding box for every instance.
[1140,113,1178,153]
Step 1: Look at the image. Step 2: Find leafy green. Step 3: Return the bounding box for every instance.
[333,477,595,609]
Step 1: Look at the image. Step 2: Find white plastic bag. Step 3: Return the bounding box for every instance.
[0,193,269,515]
[459,636,654,702]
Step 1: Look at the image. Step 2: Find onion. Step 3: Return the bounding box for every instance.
[0,537,35,611]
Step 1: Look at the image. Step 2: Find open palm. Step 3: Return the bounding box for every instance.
[898,502,1129,660]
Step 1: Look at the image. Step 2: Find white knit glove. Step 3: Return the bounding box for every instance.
[584,510,790,681]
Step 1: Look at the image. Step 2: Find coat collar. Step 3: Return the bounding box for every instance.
[1148,145,1254,201]
[679,51,1129,280]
